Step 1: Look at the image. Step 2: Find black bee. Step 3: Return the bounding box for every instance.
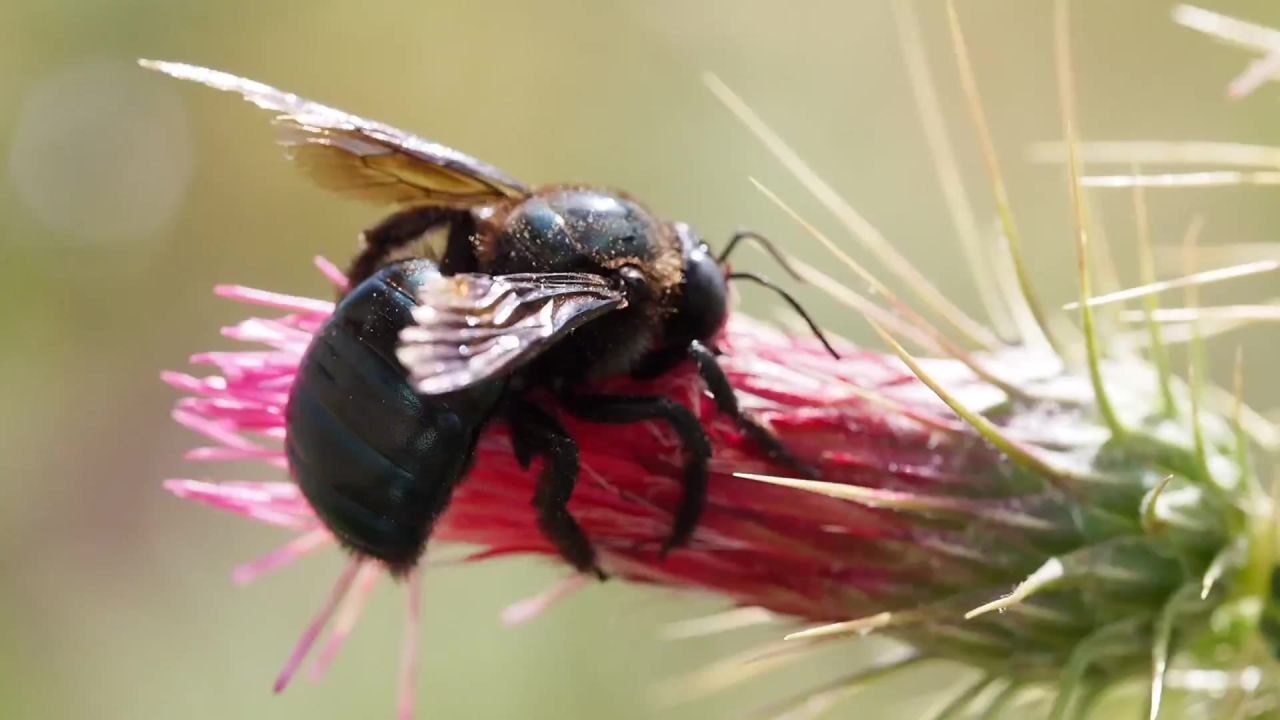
[144,61,837,577]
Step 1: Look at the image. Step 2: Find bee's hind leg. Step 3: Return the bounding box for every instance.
[559,392,710,556]
[344,207,473,292]
[687,340,819,479]
[506,396,605,580]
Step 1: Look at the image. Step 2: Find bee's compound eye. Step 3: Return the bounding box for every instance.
[618,265,647,289]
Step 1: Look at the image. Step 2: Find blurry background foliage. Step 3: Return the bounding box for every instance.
[2,1,1279,718]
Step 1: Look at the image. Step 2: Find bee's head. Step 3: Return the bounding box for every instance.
[671,221,729,345]
[633,223,839,380]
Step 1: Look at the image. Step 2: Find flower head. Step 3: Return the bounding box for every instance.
[166,250,1276,718]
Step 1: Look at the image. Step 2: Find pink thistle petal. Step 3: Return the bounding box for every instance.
[500,574,589,626]
[185,446,285,462]
[161,370,226,394]
[313,255,350,291]
[223,318,314,347]
[214,284,335,315]
[174,399,283,431]
[398,570,423,720]
[274,559,362,694]
[170,409,263,452]
[163,480,313,528]
[218,480,306,501]
[309,561,383,680]
[232,529,332,586]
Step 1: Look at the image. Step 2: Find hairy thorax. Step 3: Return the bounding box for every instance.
[472,185,685,385]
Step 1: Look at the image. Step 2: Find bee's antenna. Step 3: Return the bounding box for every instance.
[727,272,841,359]
[718,231,803,282]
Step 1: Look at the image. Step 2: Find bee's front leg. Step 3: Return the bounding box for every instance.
[686,340,820,479]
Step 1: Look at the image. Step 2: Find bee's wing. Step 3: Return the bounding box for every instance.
[140,60,529,207]
[397,273,627,395]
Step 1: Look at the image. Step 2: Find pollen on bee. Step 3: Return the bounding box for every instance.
[416,227,450,263]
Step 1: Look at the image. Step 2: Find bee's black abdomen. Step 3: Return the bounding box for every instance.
[285,259,502,571]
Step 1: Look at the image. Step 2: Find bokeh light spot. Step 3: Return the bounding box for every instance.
[7,59,192,246]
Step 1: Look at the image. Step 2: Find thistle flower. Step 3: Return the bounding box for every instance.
[163,2,1280,719]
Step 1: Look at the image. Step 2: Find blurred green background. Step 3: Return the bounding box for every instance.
[3,1,1280,718]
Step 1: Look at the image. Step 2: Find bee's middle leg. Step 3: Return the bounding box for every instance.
[560,392,710,555]
[506,395,604,580]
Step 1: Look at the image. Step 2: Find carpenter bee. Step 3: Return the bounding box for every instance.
[144,61,838,577]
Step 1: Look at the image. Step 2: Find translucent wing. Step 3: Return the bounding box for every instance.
[397,273,627,394]
[140,59,529,207]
